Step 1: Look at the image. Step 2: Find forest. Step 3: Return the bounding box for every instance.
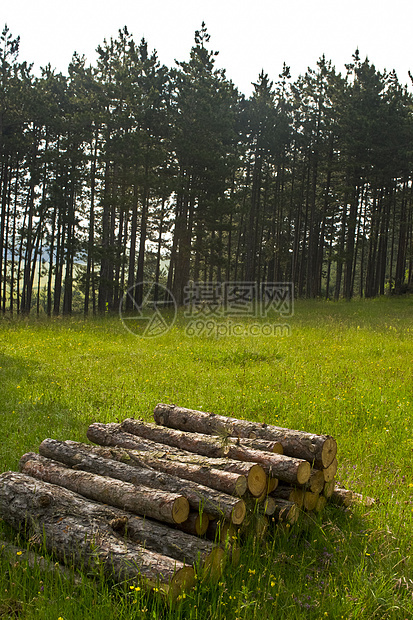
[1,22,412,315]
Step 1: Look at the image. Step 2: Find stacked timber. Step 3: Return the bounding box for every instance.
[0,403,372,599]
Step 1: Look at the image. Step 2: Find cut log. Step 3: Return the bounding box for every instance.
[351,492,376,507]
[303,491,319,512]
[1,471,225,581]
[37,441,245,525]
[330,486,354,507]
[205,519,237,544]
[314,495,327,513]
[291,469,325,494]
[119,509,223,582]
[239,512,269,540]
[271,499,300,525]
[41,438,247,498]
[322,458,338,482]
[330,486,375,507]
[19,453,189,525]
[267,476,279,494]
[231,437,284,454]
[0,471,195,599]
[87,423,267,497]
[120,418,311,485]
[153,404,337,468]
[176,512,209,537]
[262,495,276,516]
[270,486,304,509]
[323,478,335,499]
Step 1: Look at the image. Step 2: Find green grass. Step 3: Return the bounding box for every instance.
[0,296,412,619]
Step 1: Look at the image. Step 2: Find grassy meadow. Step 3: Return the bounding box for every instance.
[0,296,412,619]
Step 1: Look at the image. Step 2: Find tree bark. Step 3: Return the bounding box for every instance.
[153,404,337,468]
[19,453,189,525]
[0,472,195,599]
[38,441,246,525]
[40,438,247,497]
[87,423,267,497]
[120,418,310,485]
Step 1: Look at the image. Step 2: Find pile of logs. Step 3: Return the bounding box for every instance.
[0,403,361,600]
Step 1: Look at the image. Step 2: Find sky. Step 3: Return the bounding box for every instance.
[3,0,413,96]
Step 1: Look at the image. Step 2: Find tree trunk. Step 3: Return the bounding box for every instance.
[0,471,195,599]
[153,404,337,469]
[37,441,245,525]
[120,418,311,485]
[19,453,189,525]
[87,423,268,497]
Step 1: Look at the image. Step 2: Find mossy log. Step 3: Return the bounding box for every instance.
[153,404,337,468]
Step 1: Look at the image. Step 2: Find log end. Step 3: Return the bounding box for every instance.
[169,566,196,601]
[321,436,338,468]
[201,547,225,582]
[309,470,325,494]
[234,476,248,497]
[323,457,338,482]
[247,464,267,497]
[231,499,246,525]
[323,479,335,499]
[172,497,190,524]
[271,442,284,455]
[315,495,327,513]
[286,503,300,525]
[296,461,311,485]
[263,496,276,516]
[195,513,210,536]
[303,491,319,512]
[290,488,304,509]
[267,476,278,494]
